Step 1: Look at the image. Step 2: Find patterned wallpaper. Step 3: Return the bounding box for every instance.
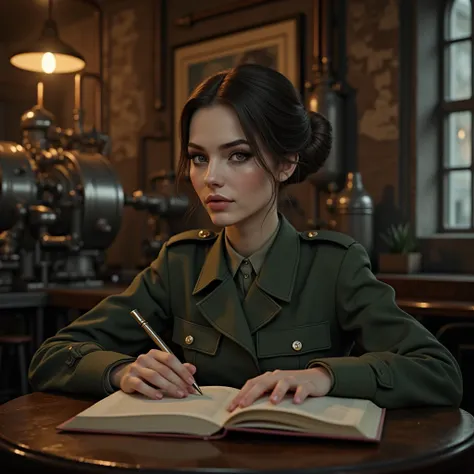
[346,0,400,206]
[349,0,399,141]
[108,8,147,164]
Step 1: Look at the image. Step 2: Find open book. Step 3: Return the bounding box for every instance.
[57,386,385,442]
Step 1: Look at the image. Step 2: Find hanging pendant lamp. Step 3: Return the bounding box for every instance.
[9,0,86,74]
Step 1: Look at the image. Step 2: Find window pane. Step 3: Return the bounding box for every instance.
[444,170,472,228]
[444,40,472,100]
[444,112,472,167]
[446,0,472,40]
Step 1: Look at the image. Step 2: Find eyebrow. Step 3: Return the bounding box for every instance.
[187,139,250,151]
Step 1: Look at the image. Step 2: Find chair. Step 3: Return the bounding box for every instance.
[0,334,32,399]
[436,322,474,415]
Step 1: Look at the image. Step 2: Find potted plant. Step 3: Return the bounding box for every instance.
[378,223,421,274]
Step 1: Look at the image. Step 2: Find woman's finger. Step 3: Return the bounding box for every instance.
[269,377,292,404]
[138,366,187,398]
[237,378,275,408]
[227,378,258,411]
[182,363,197,392]
[183,363,197,375]
[122,375,163,400]
[141,356,190,393]
[293,381,313,404]
[150,350,197,386]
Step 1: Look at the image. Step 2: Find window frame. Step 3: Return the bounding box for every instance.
[403,0,474,273]
[438,0,474,232]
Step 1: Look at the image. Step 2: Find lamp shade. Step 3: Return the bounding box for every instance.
[10,19,85,74]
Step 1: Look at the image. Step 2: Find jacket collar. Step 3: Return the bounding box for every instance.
[192,214,299,302]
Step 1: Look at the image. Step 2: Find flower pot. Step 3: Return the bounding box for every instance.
[378,252,422,274]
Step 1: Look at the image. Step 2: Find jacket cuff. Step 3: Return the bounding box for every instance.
[306,362,335,390]
[73,351,136,397]
[103,358,136,394]
[306,357,377,399]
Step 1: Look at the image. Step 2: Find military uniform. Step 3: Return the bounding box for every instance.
[29,215,463,409]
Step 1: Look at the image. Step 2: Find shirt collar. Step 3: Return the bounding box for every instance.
[193,212,300,303]
[225,218,281,277]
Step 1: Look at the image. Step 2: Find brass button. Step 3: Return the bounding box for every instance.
[292,340,303,351]
[184,335,194,345]
[198,230,210,238]
[243,259,249,265]
[243,274,250,279]
[307,231,318,238]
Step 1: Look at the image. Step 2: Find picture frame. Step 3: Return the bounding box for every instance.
[172,18,302,169]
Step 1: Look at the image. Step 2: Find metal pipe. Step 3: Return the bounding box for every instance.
[72,0,105,132]
[337,0,347,81]
[79,72,103,131]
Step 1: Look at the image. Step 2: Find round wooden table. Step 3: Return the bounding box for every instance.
[0,393,473,474]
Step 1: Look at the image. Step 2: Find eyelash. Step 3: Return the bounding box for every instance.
[187,151,253,164]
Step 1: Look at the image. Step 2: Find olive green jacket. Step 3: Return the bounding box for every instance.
[29,216,463,408]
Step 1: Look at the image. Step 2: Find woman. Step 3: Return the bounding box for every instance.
[29,64,462,411]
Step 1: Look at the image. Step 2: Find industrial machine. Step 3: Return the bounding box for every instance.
[0,81,188,292]
[126,171,189,267]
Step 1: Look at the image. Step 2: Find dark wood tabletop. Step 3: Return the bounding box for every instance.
[0,393,473,474]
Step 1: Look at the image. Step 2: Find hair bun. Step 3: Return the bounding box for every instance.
[287,111,332,184]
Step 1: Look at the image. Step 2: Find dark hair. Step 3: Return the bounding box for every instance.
[177,63,332,192]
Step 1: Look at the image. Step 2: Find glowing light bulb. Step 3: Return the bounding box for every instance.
[309,96,319,112]
[41,52,56,74]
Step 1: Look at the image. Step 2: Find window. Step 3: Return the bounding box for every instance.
[441,0,473,231]
[410,0,474,271]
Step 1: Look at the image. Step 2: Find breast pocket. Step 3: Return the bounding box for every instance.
[172,317,221,366]
[256,321,332,371]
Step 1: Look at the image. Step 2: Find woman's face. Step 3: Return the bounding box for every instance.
[188,104,279,229]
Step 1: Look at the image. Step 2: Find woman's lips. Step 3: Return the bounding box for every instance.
[207,200,232,211]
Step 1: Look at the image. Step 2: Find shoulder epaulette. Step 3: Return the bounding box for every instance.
[299,229,355,248]
[166,229,218,247]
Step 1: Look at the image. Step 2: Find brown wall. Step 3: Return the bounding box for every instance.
[0,0,401,270]
[0,39,37,142]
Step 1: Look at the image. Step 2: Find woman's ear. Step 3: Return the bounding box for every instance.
[278,154,299,183]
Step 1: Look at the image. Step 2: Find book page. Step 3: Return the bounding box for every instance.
[226,395,376,428]
[79,386,239,426]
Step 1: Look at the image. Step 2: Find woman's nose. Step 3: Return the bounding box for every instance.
[204,161,224,187]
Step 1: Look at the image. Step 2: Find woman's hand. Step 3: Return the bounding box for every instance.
[110,349,197,400]
[227,367,333,411]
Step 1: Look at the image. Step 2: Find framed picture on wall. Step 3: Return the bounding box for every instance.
[173,17,302,169]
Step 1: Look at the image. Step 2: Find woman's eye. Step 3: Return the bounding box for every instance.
[230,152,252,162]
[189,154,207,164]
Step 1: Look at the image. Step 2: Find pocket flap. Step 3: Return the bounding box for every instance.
[172,318,221,355]
[256,321,331,358]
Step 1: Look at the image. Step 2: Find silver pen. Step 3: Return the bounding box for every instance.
[130,309,203,395]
